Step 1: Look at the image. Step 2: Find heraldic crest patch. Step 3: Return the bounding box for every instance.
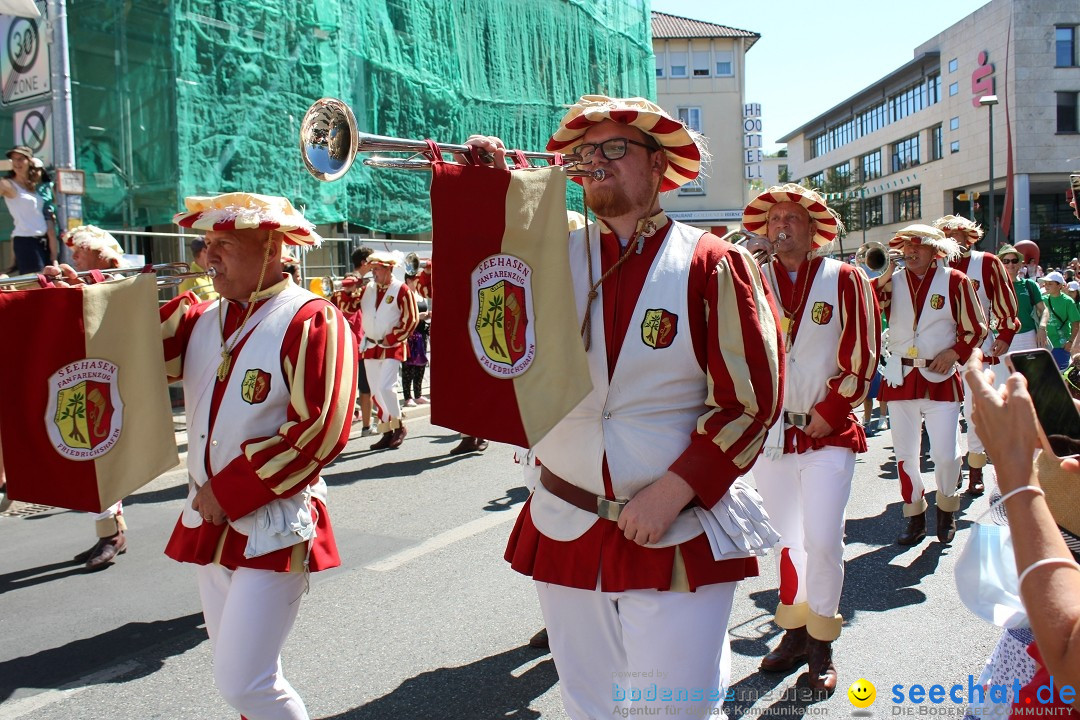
[46,359,124,460]
[469,254,537,378]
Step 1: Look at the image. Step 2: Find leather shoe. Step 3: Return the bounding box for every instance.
[965,467,985,496]
[760,626,808,672]
[370,431,394,450]
[80,533,127,570]
[387,425,408,449]
[805,638,837,695]
[897,512,927,546]
[936,507,957,544]
[528,628,549,649]
[449,436,486,455]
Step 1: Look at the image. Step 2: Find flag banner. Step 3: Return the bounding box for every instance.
[0,274,179,512]
[429,163,591,447]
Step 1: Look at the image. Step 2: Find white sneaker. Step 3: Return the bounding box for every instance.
[404,399,417,407]
[416,396,430,405]
[361,426,378,437]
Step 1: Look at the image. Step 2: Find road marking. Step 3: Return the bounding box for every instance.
[365,511,518,572]
[0,660,141,718]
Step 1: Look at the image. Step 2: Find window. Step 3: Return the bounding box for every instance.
[1057,27,1076,67]
[895,186,922,222]
[861,150,882,181]
[948,58,958,73]
[949,82,959,96]
[669,51,687,78]
[804,171,825,189]
[850,195,884,230]
[892,134,920,172]
[951,140,960,154]
[950,116,960,131]
[715,51,733,76]
[930,125,943,161]
[1059,92,1079,133]
[679,176,705,196]
[678,107,702,132]
[692,50,710,77]
[655,52,665,78]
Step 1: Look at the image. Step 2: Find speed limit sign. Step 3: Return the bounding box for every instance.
[1,2,51,106]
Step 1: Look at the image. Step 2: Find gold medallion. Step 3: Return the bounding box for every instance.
[906,346,919,358]
[780,317,792,334]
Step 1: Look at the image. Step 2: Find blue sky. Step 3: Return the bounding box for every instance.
[651,0,992,153]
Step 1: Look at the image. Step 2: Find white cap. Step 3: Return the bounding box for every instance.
[1045,271,1066,284]
[1068,281,1079,292]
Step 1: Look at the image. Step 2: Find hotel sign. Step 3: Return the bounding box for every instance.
[743,103,763,181]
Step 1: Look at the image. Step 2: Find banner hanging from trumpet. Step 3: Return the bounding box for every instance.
[0,274,179,512]
[428,161,592,447]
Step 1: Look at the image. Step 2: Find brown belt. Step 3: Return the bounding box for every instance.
[540,466,627,521]
[784,411,810,428]
[899,357,929,368]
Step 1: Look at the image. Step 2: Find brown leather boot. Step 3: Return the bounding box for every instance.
[450,436,484,455]
[82,532,127,571]
[387,424,408,449]
[370,431,394,450]
[965,467,985,496]
[760,626,809,672]
[806,638,837,695]
[528,628,549,649]
[936,507,957,544]
[897,512,927,546]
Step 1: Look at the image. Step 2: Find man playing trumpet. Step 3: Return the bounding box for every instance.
[937,215,1019,496]
[874,225,986,546]
[742,184,880,693]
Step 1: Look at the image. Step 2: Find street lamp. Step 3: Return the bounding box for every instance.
[979,95,999,250]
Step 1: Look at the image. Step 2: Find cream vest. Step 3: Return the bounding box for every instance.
[888,265,957,383]
[360,278,405,344]
[181,284,327,551]
[764,258,843,414]
[532,220,709,546]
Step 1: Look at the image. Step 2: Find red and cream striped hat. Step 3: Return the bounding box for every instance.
[546,95,701,192]
[742,184,843,249]
[888,223,962,261]
[173,193,322,247]
[933,214,984,244]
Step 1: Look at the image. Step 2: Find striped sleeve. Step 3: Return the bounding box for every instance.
[983,253,1021,344]
[951,271,988,362]
[669,244,784,508]
[873,272,894,322]
[159,290,204,381]
[210,300,359,518]
[814,265,882,428]
[384,283,419,346]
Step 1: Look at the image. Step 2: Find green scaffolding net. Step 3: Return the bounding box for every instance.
[0,0,653,240]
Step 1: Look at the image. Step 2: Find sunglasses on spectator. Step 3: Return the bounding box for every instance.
[1001,258,1022,264]
[571,137,661,163]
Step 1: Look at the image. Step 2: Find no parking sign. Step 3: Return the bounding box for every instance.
[12,103,51,165]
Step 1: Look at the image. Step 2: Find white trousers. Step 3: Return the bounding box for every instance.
[535,580,735,720]
[752,447,854,636]
[196,565,309,720]
[888,399,962,515]
[364,358,402,431]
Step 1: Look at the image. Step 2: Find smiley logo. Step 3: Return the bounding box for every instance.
[848,679,876,709]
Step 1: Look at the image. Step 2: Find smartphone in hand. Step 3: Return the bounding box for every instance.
[1005,348,1080,459]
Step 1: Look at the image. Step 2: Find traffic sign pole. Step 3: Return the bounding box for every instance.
[47,0,78,232]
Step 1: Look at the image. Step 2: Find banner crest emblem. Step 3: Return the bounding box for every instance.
[641,309,678,349]
[930,293,945,310]
[469,254,536,377]
[46,359,123,460]
[241,369,272,404]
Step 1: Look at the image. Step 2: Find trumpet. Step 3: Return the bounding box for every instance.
[722,229,775,265]
[300,97,606,182]
[854,241,903,278]
[0,263,214,291]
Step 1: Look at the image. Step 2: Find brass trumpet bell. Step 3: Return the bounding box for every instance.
[854,241,903,278]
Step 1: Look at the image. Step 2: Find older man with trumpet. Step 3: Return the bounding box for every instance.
[936,215,1020,496]
[874,225,986,546]
[742,184,880,694]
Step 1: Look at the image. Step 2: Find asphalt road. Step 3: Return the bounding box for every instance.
[0,412,1003,719]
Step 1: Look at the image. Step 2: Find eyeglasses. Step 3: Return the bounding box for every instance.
[1001,258,1022,265]
[571,137,660,163]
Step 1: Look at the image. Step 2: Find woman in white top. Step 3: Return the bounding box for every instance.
[0,145,56,273]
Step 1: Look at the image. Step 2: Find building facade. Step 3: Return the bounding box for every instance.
[779,0,1080,266]
[651,11,760,235]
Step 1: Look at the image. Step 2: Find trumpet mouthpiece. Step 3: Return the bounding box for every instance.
[777,232,788,241]
[591,169,606,181]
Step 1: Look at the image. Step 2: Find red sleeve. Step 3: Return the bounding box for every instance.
[211,300,359,520]
[950,270,988,363]
[383,283,419,347]
[983,253,1020,345]
[668,235,785,508]
[160,290,207,381]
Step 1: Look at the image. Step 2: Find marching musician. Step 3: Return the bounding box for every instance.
[138,193,352,719]
[937,215,1020,496]
[357,251,419,450]
[743,184,880,694]
[469,95,783,719]
[874,225,986,546]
